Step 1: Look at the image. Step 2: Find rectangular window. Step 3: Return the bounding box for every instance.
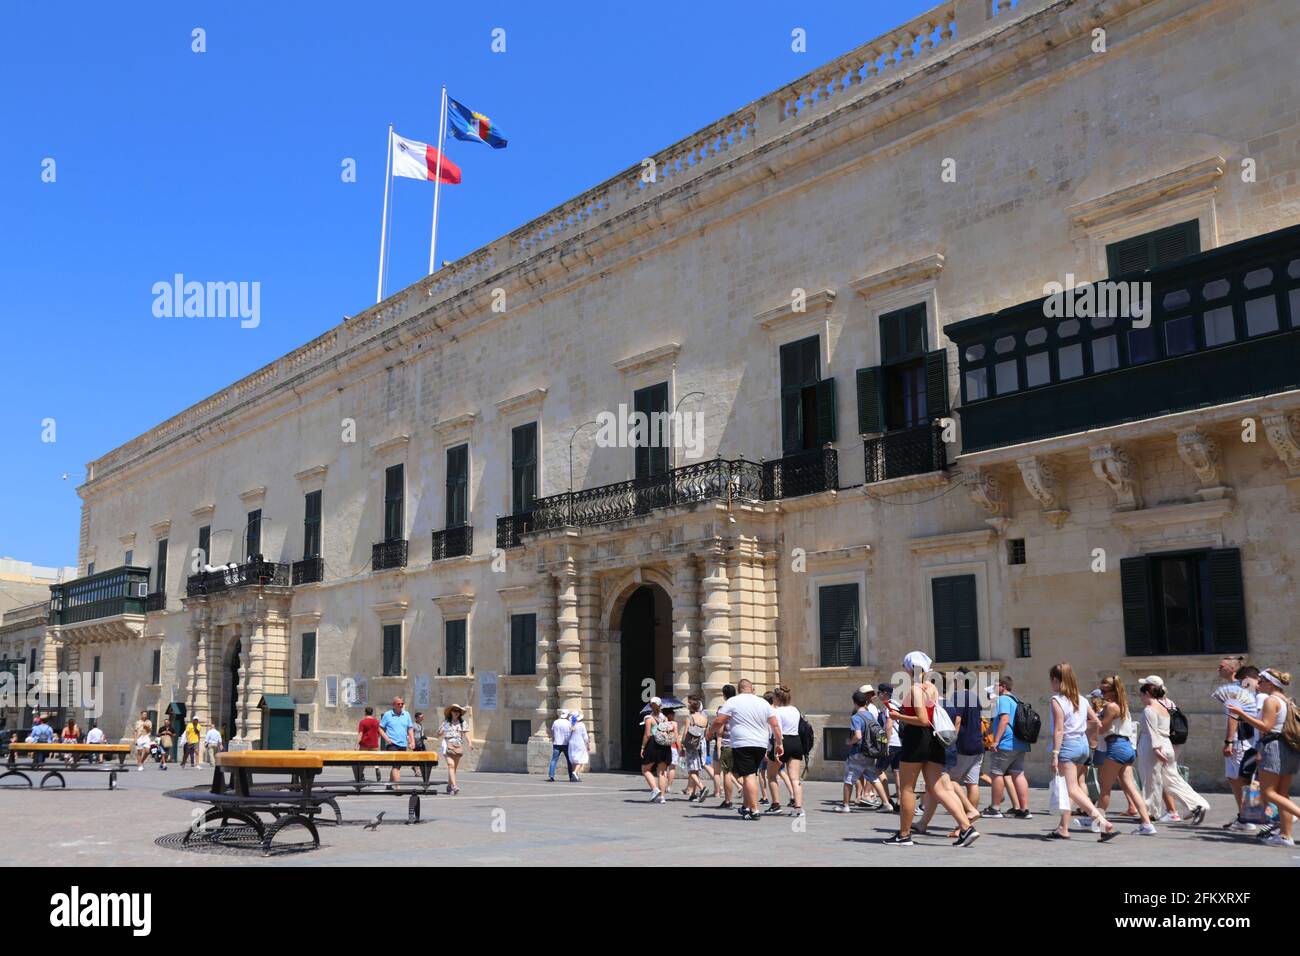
[1015,627,1031,659]
[303,490,322,558]
[817,583,860,667]
[1057,343,1084,380]
[994,359,1019,394]
[1105,220,1200,276]
[197,526,210,566]
[125,549,133,566]
[1024,351,1050,388]
[1245,295,1279,337]
[931,574,979,663]
[30,648,38,673]
[381,623,402,677]
[510,613,537,676]
[823,728,852,762]
[1164,315,1196,356]
[964,368,989,402]
[300,631,317,680]
[1128,325,1159,364]
[445,619,467,676]
[633,382,670,477]
[154,538,168,595]
[1007,538,1026,566]
[150,649,161,685]
[446,444,469,528]
[86,561,95,576]
[780,337,822,452]
[245,509,262,559]
[1121,548,1246,656]
[298,713,310,732]
[511,422,538,515]
[384,464,404,541]
[1091,335,1119,373]
[510,720,532,745]
[1203,306,1236,347]
[879,304,932,431]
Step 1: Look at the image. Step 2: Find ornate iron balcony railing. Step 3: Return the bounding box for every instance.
[49,565,151,625]
[760,447,839,501]
[185,558,290,597]
[372,539,408,571]
[291,557,324,585]
[496,512,535,549]
[864,423,948,484]
[432,525,473,560]
[144,592,167,613]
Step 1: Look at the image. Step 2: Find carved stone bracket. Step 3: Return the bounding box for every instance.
[963,468,1010,533]
[1089,443,1140,511]
[1263,413,1300,477]
[1176,427,1231,499]
[1016,456,1068,528]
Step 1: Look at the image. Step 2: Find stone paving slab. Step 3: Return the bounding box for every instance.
[1,767,1295,866]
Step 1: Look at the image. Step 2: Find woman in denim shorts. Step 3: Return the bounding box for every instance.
[1094,675,1155,835]
[1047,662,1115,842]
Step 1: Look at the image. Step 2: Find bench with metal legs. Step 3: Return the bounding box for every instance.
[2,744,131,791]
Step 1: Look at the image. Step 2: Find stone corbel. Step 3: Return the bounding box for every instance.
[1263,413,1300,476]
[1016,456,1069,528]
[962,468,1009,533]
[1089,443,1140,511]
[1176,428,1231,500]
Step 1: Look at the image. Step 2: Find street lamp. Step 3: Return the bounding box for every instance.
[207,516,273,566]
[671,390,706,469]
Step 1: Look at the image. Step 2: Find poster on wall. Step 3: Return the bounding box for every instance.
[414,674,430,710]
[478,671,498,711]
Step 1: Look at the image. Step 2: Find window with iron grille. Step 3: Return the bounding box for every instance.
[303,490,322,558]
[381,623,402,677]
[780,337,835,453]
[384,465,404,541]
[1015,627,1031,659]
[512,423,537,515]
[300,631,317,680]
[1008,538,1026,565]
[510,613,536,675]
[818,583,860,667]
[445,619,467,676]
[446,445,469,528]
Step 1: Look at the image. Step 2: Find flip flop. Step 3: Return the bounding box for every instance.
[1044,830,1070,840]
[1099,828,1120,842]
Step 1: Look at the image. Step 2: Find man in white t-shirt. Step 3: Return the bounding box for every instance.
[547,709,573,782]
[711,679,783,820]
[1211,657,1253,829]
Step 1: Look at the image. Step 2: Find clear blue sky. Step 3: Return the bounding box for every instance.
[0,0,934,568]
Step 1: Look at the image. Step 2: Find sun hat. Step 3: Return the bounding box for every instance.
[443,703,466,720]
[902,651,933,674]
[558,708,569,719]
[1139,675,1165,689]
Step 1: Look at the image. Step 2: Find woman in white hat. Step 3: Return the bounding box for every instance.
[566,710,590,782]
[884,651,980,848]
[439,704,471,795]
[1136,677,1208,825]
[1228,668,1300,846]
[640,696,675,803]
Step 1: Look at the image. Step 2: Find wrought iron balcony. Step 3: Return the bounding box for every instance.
[864,423,948,484]
[432,525,473,560]
[372,539,408,571]
[185,558,290,597]
[291,557,324,585]
[496,512,535,549]
[760,447,839,500]
[144,592,167,613]
[49,566,150,626]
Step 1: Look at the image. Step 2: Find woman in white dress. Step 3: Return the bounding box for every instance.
[567,711,590,781]
[1137,676,1209,825]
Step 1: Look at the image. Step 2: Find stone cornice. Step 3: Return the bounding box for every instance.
[613,343,681,375]
[755,290,836,332]
[149,520,171,540]
[191,504,215,522]
[370,435,410,457]
[294,465,328,484]
[908,528,997,554]
[494,388,548,416]
[238,486,266,505]
[432,593,475,615]
[432,414,477,440]
[849,254,945,300]
[1065,156,1226,230]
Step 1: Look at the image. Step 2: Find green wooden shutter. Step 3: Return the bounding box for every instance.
[446,444,468,528]
[1120,556,1154,656]
[856,367,883,435]
[932,575,977,662]
[932,577,957,663]
[445,620,466,676]
[818,584,859,667]
[924,348,949,419]
[1153,220,1200,266]
[815,377,837,445]
[1208,548,1248,653]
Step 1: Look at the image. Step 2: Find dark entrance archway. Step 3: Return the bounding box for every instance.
[226,638,242,743]
[618,584,673,771]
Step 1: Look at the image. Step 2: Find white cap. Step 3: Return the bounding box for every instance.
[858,684,875,694]
[558,708,569,718]
[1139,675,1165,689]
[650,696,663,707]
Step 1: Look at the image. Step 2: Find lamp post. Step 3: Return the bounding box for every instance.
[671,390,706,470]
[208,516,273,566]
[567,420,602,525]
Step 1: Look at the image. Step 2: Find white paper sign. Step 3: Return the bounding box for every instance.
[414,674,430,710]
[478,671,498,711]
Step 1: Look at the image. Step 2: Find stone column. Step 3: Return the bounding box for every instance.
[670,556,700,698]
[577,569,601,734]
[699,547,733,712]
[555,558,583,714]
[533,572,558,734]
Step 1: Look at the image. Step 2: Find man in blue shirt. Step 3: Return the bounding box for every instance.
[987,676,1032,819]
[29,716,55,767]
[949,669,986,813]
[379,697,415,785]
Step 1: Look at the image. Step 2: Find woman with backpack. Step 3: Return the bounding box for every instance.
[765,685,805,816]
[1093,674,1156,835]
[1227,668,1300,847]
[884,651,979,847]
[640,696,676,803]
[1137,676,1209,826]
[1046,662,1115,841]
[681,696,711,802]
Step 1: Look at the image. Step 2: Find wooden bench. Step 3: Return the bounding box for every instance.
[166,749,441,854]
[2,743,132,790]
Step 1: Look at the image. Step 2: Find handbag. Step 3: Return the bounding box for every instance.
[1086,765,1101,803]
[1048,774,1070,812]
[931,704,958,747]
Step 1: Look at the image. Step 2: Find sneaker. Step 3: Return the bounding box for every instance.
[982,807,1005,819]
[1256,823,1277,839]
[546,777,555,782]
[568,774,578,782]
[880,802,899,814]
[1156,811,1182,823]
[759,797,769,805]
[792,807,805,817]
[1187,806,1206,826]
[953,826,981,848]
[1263,833,1295,847]
[1011,809,1034,819]
[654,795,666,804]
[738,807,758,820]
[1134,823,1158,835]
[763,803,784,815]
[833,804,853,813]
[648,789,661,802]
[1229,820,1258,833]
[883,832,914,846]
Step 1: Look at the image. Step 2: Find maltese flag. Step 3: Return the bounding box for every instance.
[391,132,461,184]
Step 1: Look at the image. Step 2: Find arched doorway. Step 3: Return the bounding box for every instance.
[618,584,673,771]
[226,638,241,743]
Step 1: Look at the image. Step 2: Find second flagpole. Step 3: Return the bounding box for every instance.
[428,85,449,275]
[376,123,394,303]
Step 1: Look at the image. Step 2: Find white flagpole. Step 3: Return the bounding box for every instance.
[428,85,449,275]
[376,123,394,303]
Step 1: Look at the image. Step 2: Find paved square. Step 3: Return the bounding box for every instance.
[1,766,1294,866]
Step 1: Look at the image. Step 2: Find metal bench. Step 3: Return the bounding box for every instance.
[166,749,441,854]
[2,743,132,790]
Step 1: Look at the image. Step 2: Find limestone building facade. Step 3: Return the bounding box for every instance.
[47,0,1300,784]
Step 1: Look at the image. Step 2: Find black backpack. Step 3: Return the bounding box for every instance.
[1166,703,1189,745]
[859,710,890,760]
[1008,694,1042,744]
[798,716,815,758]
